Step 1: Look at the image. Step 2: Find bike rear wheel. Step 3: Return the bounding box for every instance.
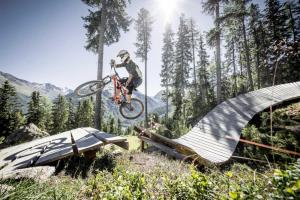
[119,98,144,119]
[75,77,111,97]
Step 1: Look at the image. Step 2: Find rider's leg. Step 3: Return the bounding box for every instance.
[117,78,127,103]
[126,94,132,103]
[116,88,121,103]
[126,84,134,103]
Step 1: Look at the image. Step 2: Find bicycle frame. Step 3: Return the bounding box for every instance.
[111,69,127,104]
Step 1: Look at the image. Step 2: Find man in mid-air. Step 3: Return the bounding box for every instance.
[112,50,142,103]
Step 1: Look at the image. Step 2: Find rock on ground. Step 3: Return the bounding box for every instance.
[0,166,55,183]
[4,123,49,146]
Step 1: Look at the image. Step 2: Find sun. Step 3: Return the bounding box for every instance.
[155,0,179,23]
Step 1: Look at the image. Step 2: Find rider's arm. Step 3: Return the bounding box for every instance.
[115,63,126,68]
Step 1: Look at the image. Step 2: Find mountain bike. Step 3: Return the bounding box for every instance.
[74,61,144,119]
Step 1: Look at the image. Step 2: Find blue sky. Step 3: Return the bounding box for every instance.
[0,0,264,96]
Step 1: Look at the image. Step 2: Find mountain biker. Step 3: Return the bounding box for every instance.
[112,50,142,103]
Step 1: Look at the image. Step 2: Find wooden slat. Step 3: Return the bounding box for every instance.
[83,127,129,150]
[71,128,103,154]
[35,131,73,165]
[83,127,126,143]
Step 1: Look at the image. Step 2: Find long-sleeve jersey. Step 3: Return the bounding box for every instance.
[116,59,142,79]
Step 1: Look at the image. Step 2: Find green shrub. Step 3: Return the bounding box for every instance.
[86,166,149,200]
[271,161,300,199]
[163,166,213,199]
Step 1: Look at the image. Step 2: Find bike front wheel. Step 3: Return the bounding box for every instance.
[119,98,144,119]
[74,77,111,97]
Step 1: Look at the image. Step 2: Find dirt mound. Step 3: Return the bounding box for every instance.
[4,123,49,146]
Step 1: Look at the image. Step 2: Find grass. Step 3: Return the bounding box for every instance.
[104,135,141,152]
[1,149,299,199]
[125,135,141,151]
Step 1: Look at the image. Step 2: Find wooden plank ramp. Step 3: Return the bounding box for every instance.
[174,81,300,164]
[0,128,128,174]
[135,82,300,165]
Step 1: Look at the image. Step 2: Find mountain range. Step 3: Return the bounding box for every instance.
[0,71,166,126]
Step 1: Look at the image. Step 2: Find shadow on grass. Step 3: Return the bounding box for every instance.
[55,151,117,179]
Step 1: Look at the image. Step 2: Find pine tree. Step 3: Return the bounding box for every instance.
[134,8,153,128]
[27,91,43,127]
[283,1,297,42]
[198,34,210,103]
[263,0,293,86]
[160,24,175,120]
[40,96,53,132]
[66,98,76,130]
[172,14,192,121]
[188,33,214,118]
[0,81,24,137]
[51,94,69,134]
[249,3,267,89]
[221,0,254,91]
[117,118,122,135]
[10,110,25,132]
[189,18,199,91]
[264,0,288,41]
[108,116,116,133]
[203,0,223,104]
[175,14,192,95]
[292,1,300,40]
[82,0,131,130]
[77,97,95,127]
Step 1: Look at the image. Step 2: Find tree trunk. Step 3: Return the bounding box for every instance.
[253,31,261,89]
[287,4,296,42]
[191,20,197,92]
[95,2,107,130]
[166,84,169,120]
[232,39,237,97]
[144,19,148,128]
[239,53,243,76]
[145,55,148,128]
[216,2,222,104]
[241,4,254,91]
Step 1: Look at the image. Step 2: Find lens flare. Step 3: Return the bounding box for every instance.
[155,0,179,23]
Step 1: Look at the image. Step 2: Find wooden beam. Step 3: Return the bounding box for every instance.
[134,126,181,148]
[138,136,186,160]
[225,136,300,157]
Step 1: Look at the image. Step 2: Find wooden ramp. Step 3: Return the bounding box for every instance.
[0,128,128,173]
[173,82,300,164]
[135,82,300,164]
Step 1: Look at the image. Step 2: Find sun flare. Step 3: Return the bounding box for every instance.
[155,0,179,23]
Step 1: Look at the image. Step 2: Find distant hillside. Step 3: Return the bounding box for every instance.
[153,90,164,104]
[0,71,165,126]
[0,71,72,109]
[0,71,72,99]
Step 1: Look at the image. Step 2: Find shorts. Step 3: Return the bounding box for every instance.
[120,77,142,95]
